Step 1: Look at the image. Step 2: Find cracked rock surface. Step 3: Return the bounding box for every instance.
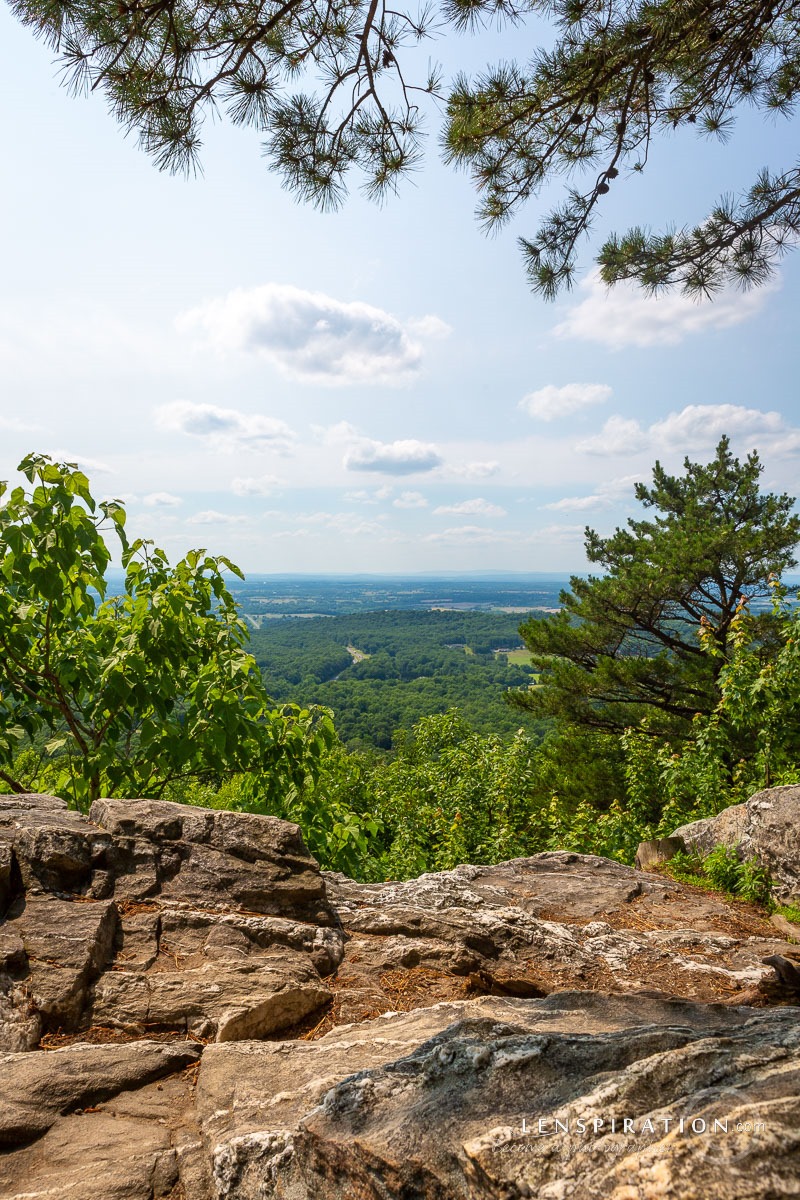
[0,795,341,1053]
[1,791,799,1200]
[319,852,797,1028]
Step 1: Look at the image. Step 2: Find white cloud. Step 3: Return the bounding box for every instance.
[231,474,282,496]
[578,404,787,457]
[177,284,433,385]
[433,498,507,517]
[519,383,612,421]
[270,510,388,537]
[49,450,113,474]
[345,438,444,475]
[576,415,650,456]
[555,271,779,349]
[310,513,386,535]
[0,416,41,433]
[652,403,784,447]
[448,461,501,480]
[406,314,453,340]
[425,525,501,545]
[156,401,296,454]
[393,491,428,509]
[321,423,443,476]
[344,485,394,504]
[101,491,138,505]
[601,473,645,497]
[542,494,606,512]
[314,420,360,445]
[143,491,182,507]
[187,510,246,525]
[542,472,645,512]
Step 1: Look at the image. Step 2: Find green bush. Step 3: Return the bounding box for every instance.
[665,845,773,909]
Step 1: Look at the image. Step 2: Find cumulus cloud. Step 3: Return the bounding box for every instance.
[425,525,501,545]
[143,491,182,508]
[308,513,386,535]
[177,284,435,385]
[577,404,786,457]
[543,494,606,512]
[187,510,246,525]
[542,473,644,513]
[268,510,388,537]
[602,473,645,497]
[231,474,282,496]
[314,420,359,445]
[345,486,394,504]
[433,498,507,518]
[448,461,501,480]
[652,404,784,447]
[156,401,296,454]
[345,438,444,475]
[576,415,650,456]
[393,491,428,509]
[49,450,113,474]
[519,383,612,421]
[555,271,779,349]
[406,314,453,339]
[101,491,138,506]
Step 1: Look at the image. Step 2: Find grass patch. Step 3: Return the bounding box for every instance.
[501,647,533,665]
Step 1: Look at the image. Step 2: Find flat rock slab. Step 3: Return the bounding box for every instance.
[195,992,800,1200]
[0,1063,207,1200]
[0,1039,201,1148]
[299,1008,800,1200]
[93,952,332,1041]
[319,855,797,1029]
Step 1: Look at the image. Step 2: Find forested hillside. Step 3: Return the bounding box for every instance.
[4,446,800,887]
[249,610,542,747]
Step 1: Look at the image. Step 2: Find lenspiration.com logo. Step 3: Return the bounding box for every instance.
[491,1090,768,1167]
[514,1113,765,1138]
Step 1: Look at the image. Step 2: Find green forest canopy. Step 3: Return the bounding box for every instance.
[3,446,800,884]
[249,608,541,748]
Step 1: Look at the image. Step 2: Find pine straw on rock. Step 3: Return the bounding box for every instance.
[39,1026,209,1050]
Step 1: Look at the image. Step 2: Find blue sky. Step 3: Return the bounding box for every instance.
[1,6,798,574]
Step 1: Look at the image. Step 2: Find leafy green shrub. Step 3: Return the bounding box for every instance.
[703,845,748,894]
[773,904,800,927]
[0,454,339,811]
[366,710,544,879]
[664,845,773,908]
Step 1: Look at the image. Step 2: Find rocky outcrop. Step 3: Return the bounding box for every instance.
[673,784,800,902]
[320,854,797,1026]
[1,792,799,1200]
[0,1039,202,1147]
[0,794,343,1052]
[89,797,335,921]
[275,995,800,1200]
